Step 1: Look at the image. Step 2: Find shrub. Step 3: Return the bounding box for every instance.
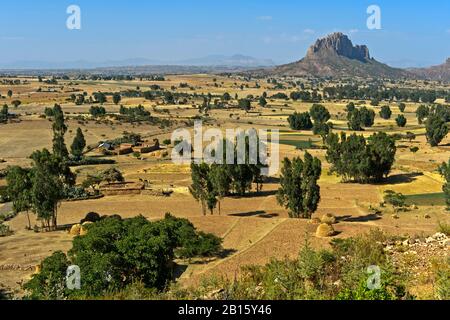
[23,251,70,300]
[0,223,12,237]
[437,221,450,236]
[433,257,450,300]
[383,190,406,208]
[24,214,222,299]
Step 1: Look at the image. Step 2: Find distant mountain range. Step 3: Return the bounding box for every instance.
[1,34,449,81]
[0,54,275,70]
[409,58,450,82]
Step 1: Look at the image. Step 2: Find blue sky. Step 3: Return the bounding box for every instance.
[0,0,449,67]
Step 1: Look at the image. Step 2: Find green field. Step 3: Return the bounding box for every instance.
[405,192,446,206]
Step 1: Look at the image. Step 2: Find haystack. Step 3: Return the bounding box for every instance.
[80,221,93,236]
[69,224,82,236]
[308,217,321,224]
[316,223,335,238]
[321,213,336,225]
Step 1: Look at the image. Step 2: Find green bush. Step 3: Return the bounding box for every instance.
[23,251,70,300]
[434,257,450,300]
[0,223,12,237]
[24,214,222,299]
[383,190,406,207]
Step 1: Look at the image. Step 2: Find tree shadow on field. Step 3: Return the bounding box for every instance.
[233,190,277,198]
[375,172,423,185]
[336,213,382,223]
[228,210,279,218]
[264,176,280,184]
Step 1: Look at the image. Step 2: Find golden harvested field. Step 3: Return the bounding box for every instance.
[0,75,449,297]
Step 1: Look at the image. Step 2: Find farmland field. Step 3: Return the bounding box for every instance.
[0,72,449,300]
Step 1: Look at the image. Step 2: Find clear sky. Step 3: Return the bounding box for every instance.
[0,0,449,67]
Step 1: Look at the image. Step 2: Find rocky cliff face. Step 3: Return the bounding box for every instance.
[306,32,371,62]
[267,32,410,79]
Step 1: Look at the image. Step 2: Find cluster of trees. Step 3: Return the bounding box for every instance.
[82,167,125,192]
[326,132,396,183]
[238,99,252,112]
[323,85,445,103]
[310,104,331,137]
[89,106,106,117]
[24,214,222,299]
[416,104,450,124]
[288,112,313,130]
[290,90,322,102]
[190,161,263,215]
[189,138,265,215]
[93,92,107,104]
[347,105,375,131]
[6,104,82,230]
[287,104,332,140]
[119,105,151,121]
[413,104,450,146]
[277,152,321,218]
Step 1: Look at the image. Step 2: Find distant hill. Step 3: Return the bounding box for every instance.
[0,54,274,70]
[176,54,275,67]
[266,32,411,79]
[409,58,450,82]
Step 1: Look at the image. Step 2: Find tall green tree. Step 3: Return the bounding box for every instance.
[395,114,407,127]
[52,104,69,160]
[426,115,448,147]
[112,93,121,105]
[209,164,231,215]
[439,159,450,210]
[30,149,65,230]
[189,163,217,215]
[6,166,33,229]
[366,132,397,182]
[70,127,86,160]
[258,96,268,107]
[360,107,375,127]
[347,109,363,131]
[416,105,429,124]
[379,106,392,120]
[277,152,322,218]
